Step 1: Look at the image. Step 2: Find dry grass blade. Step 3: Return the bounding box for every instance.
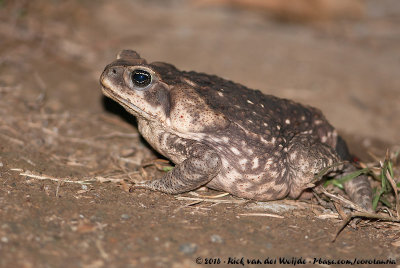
[19,171,96,184]
[316,214,339,219]
[313,161,347,183]
[175,196,246,204]
[190,192,230,199]
[94,176,125,183]
[141,159,173,172]
[332,212,400,242]
[18,171,125,185]
[238,213,284,219]
[385,170,399,218]
[332,202,347,220]
[318,186,364,212]
[0,133,25,146]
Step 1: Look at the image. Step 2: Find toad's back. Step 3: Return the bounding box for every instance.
[180,70,335,146]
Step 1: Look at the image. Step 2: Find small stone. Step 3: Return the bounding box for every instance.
[81,184,88,190]
[1,237,8,243]
[0,162,3,167]
[121,214,131,220]
[210,234,223,243]
[179,243,197,255]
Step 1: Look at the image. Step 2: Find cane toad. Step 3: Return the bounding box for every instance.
[100,50,372,211]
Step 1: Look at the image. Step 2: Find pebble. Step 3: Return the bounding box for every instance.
[121,214,131,220]
[210,234,223,243]
[179,243,197,255]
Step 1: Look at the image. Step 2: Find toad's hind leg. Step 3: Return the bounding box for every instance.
[334,136,373,212]
[287,134,372,212]
[286,134,339,199]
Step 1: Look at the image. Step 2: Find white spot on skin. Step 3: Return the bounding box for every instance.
[301,130,312,134]
[247,100,254,104]
[301,116,306,121]
[264,158,274,169]
[239,158,247,165]
[181,77,198,87]
[263,122,268,127]
[285,119,290,124]
[276,125,281,130]
[260,137,270,144]
[235,105,241,109]
[321,136,328,143]
[231,147,241,155]
[252,158,259,169]
[314,120,323,125]
[260,104,264,108]
[218,92,224,97]
[248,120,253,123]
[222,136,229,143]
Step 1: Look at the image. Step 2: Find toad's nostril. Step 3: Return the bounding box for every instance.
[112,68,117,74]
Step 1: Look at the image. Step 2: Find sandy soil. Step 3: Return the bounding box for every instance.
[1,0,400,267]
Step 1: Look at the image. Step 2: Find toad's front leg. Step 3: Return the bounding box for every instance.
[135,145,222,194]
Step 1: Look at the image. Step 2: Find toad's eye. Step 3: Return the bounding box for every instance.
[131,69,151,88]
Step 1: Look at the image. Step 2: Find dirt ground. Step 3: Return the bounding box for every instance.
[1,0,400,267]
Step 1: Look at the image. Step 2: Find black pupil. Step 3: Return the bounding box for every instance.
[132,70,151,87]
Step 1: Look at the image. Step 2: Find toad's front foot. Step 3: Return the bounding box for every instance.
[133,148,221,194]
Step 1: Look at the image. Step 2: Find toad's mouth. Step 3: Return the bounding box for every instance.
[101,85,152,119]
